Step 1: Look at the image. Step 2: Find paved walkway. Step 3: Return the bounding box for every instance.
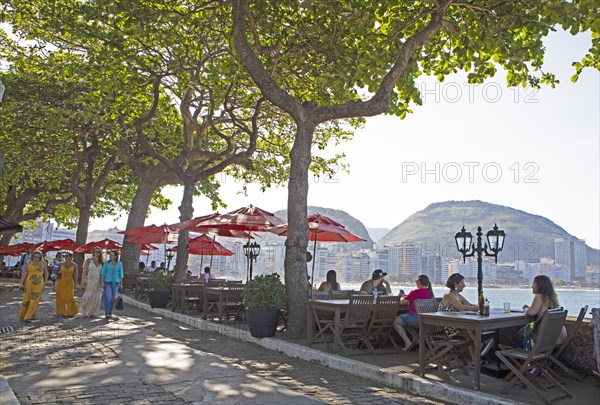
[0,286,447,404]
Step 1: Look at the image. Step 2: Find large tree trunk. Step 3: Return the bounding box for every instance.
[120,178,159,273]
[0,232,16,247]
[173,183,194,282]
[284,122,315,338]
[73,205,91,282]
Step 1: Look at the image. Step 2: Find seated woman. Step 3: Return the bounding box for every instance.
[393,274,434,351]
[317,270,340,292]
[510,275,567,348]
[439,273,481,362]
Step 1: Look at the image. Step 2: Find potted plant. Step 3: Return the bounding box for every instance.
[147,269,170,308]
[241,273,286,338]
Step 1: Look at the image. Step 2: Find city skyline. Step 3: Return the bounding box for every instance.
[86,29,598,249]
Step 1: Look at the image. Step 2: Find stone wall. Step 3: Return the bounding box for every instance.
[499,312,599,375]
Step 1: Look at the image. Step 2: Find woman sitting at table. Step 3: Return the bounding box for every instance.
[510,275,567,348]
[393,274,434,351]
[317,270,340,292]
[439,273,481,362]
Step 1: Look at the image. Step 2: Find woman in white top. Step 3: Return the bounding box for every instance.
[79,247,104,317]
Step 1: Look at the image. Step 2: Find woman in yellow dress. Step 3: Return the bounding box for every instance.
[19,250,49,322]
[55,251,79,317]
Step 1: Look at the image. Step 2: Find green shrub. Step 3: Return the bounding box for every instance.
[241,273,286,310]
[148,269,169,291]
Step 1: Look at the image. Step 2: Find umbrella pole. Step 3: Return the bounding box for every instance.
[209,235,215,268]
[246,235,251,283]
[311,236,317,289]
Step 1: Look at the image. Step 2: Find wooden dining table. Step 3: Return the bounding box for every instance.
[307,298,409,354]
[418,308,534,390]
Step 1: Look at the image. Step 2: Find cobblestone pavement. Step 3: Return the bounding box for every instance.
[0,287,449,404]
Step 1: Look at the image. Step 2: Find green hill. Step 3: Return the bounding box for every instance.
[379,200,599,265]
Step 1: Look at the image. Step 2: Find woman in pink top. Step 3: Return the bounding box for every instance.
[393,274,434,351]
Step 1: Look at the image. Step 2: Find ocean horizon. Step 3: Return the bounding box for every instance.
[343,284,599,318]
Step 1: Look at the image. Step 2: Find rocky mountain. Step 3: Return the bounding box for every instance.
[272,206,373,249]
[379,200,599,265]
[366,227,391,243]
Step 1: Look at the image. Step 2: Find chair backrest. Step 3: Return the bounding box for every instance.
[554,305,588,358]
[415,298,438,316]
[311,290,332,300]
[371,295,401,324]
[415,298,446,339]
[343,295,373,324]
[226,286,245,303]
[531,309,568,355]
[206,279,224,287]
[331,290,355,299]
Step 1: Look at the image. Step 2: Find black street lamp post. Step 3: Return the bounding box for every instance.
[243,242,261,282]
[166,247,175,271]
[455,224,506,315]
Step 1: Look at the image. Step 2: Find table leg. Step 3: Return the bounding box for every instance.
[473,327,483,390]
[419,323,425,376]
[307,304,315,347]
[218,291,225,321]
[333,307,341,354]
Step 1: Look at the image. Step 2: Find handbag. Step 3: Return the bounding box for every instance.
[115,294,124,310]
[523,317,541,351]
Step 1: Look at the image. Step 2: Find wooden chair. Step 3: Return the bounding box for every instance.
[414,298,472,378]
[336,295,374,355]
[311,290,334,344]
[496,309,572,405]
[223,286,245,321]
[182,284,204,314]
[548,305,588,382]
[362,295,401,355]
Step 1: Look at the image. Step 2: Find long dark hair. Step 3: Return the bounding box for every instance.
[110,250,119,263]
[417,274,434,298]
[445,273,465,291]
[534,275,559,309]
[326,270,340,291]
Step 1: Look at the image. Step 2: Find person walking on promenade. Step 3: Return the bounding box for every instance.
[19,250,49,322]
[393,274,434,351]
[80,247,104,317]
[55,251,79,317]
[99,250,123,320]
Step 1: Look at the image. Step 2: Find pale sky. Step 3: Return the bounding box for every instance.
[91,30,600,249]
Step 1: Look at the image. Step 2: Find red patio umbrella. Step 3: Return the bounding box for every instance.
[0,242,36,256]
[121,224,179,245]
[267,213,366,287]
[74,238,123,253]
[121,224,179,265]
[171,213,258,240]
[181,234,234,256]
[173,234,234,268]
[192,205,286,280]
[34,238,76,252]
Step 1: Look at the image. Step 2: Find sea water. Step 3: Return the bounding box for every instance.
[347,284,600,318]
